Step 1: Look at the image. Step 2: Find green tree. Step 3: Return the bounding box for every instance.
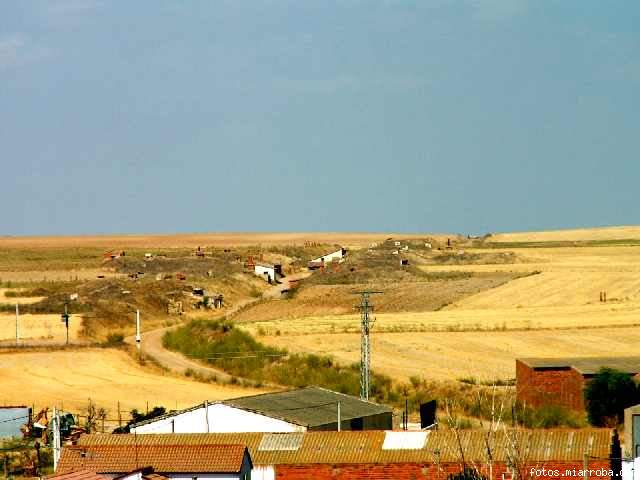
[584,367,639,426]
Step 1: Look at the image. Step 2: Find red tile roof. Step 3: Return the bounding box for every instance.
[57,444,249,474]
[47,470,110,480]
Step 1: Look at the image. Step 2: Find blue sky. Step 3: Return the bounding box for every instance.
[2,1,638,235]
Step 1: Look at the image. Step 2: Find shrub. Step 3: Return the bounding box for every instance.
[104,332,125,346]
[585,367,639,426]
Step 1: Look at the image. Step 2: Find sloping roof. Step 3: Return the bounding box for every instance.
[72,429,612,466]
[142,474,170,480]
[518,356,640,375]
[57,444,249,474]
[130,387,392,430]
[221,386,391,427]
[47,470,110,480]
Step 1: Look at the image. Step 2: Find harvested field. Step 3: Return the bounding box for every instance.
[0,288,45,304]
[0,232,443,250]
[242,302,640,336]
[234,273,521,321]
[244,239,640,384]
[0,313,81,342]
[256,326,640,382]
[421,246,640,308]
[489,226,640,243]
[0,270,113,282]
[450,272,640,309]
[0,349,267,413]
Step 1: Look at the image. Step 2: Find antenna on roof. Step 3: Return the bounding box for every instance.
[354,290,382,401]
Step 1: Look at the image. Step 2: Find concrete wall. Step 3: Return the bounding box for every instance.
[132,404,304,434]
[516,360,585,411]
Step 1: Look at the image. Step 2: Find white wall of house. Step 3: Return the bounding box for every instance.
[254,265,275,282]
[251,466,275,480]
[312,249,345,264]
[131,404,304,434]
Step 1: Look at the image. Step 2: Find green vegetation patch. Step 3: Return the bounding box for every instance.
[163,319,395,400]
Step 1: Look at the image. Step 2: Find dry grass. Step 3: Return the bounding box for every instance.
[0,288,45,304]
[235,274,520,321]
[0,232,444,250]
[489,225,640,243]
[0,349,266,413]
[421,246,640,308]
[242,301,640,336]
[0,269,117,282]
[0,313,82,342]
[247,241,640,383]
[257,326,640,382]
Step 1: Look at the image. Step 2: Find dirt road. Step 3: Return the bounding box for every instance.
[125,272,310,382]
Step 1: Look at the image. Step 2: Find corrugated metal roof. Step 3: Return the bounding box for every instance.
[258,433,304,451]
[519,356,640,375]
[222,386,391,427]
[132,388,391,430]
[71,429,612,467]
[57,444,249,474]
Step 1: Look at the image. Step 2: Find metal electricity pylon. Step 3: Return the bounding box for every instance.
[354,290,382,400]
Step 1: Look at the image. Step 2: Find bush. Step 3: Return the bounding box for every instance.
[585,367,639,426]
[104,332,125,346]
[448,467,487,480]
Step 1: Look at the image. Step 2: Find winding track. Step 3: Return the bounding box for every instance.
[125,272,310,382]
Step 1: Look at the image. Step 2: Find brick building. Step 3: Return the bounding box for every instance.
[516,357,640,412]
[63,429,616,480]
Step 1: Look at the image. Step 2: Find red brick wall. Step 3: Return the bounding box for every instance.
[275,460,612,480]
[516,360,586,411]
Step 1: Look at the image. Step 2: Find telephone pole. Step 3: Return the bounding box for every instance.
[355,290,382,401]
[135,309,141,353]
[61,303,70,345]
[15,303,19,346]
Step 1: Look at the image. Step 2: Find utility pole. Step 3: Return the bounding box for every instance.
[355,290,382,401]
[15,303,19,346]
[61,303,70,345]
[135,309,141,354]
[52,407,61,471]
[337,401,341,432]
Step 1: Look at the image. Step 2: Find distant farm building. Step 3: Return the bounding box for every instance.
[254,262,282,283]
[67,429,615,480]
[308,248,347,270]
[517,357,640,412]
[130,387,392,434]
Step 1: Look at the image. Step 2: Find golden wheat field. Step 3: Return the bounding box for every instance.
[0,314,82,343]
[0,349,265,414]
[249,239,640,382]
[258,327,640,382]
[489,225,640,243]
[0,288,44,304]
[0,232,439,250]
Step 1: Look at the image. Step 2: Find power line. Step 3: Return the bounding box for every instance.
[354,290,382,401]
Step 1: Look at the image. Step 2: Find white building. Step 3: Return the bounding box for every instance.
[130,387,392,434]
[254,263,281,283]
[311,247,347,264]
